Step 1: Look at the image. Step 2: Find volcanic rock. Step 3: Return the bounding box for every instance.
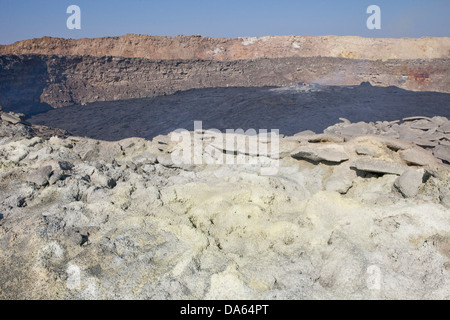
[350,158,407,175]
[26,165,53,187]
[433,145,450,163]
[291,145,349,163]
[394,168,424,198]
[399,148,439,166]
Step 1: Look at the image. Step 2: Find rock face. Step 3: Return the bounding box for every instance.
[1,112,449,300]
[1,35,449,61]
[0,54,448,115]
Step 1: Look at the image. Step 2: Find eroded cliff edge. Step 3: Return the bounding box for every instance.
[1,35,449,61]
[1,55,448,115]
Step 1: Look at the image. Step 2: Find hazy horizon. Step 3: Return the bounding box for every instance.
[1,0,449,45]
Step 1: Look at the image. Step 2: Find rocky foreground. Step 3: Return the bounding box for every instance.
[0,110,449,299]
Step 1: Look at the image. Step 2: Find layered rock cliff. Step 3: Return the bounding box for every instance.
[1,54,449,114]
[1,34,449,61]
[1,35,449,115]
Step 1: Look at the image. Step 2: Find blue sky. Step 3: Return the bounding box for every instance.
[0,0,449,44]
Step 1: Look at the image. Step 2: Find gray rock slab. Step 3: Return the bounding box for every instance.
[394,168,424,198]
[154,134,172,145]
[409,120,438,131]
[438,121,450,134]
[415,139,438,148]
[133,152,157,165]
[1,112,22,124]
[439,139,450,147]
[433,145,450,163]
[27,165,53,187]
[399,148,438,166]
[397,126,423,141]
[403,116,433,122]
[351,158,407,175]
[325,165,357,194]
[355,146,380,157]
[373,136,413,151]
[58,160,74,171]
[338,122,377,136]
[431,116,448,125]
[292,133,344,143]
[294,130,316,136]
[291,146,349,163]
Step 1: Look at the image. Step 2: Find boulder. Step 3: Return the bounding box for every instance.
[156,153,175,167]
[438,121,450,134]
[107,178,117,189]
[58,160,74,171]
[26,165,53,187]
[325,165,356,194]
[440,191,450,208]
[433,145,450,163]
[394,168,424,198]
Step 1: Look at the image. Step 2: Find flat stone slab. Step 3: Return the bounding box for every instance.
[403,116,433,122]
[350,158,407,175]
[1,112,28,125]
[355,145,380,157]
[439,139,450,147]
[397,126,423,141]
[414,139,438,148]
[292,133,345,144]
[433,145,450,163]
[399,148,438,166]
[438,121,450,134]
[373,136,413,151]
[410,120,438,131]
[337,122,377,136]
[291,146,349,163]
